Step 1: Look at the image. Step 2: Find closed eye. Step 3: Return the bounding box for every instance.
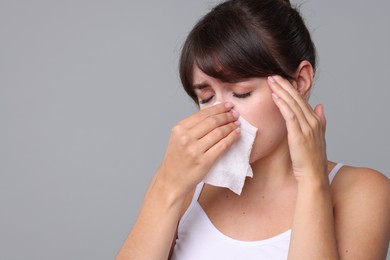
[199,95,214,104]
[199,92,251,104]
[233,92,251,98]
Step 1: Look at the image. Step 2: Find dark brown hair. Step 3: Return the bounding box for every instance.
[179,0,316,103]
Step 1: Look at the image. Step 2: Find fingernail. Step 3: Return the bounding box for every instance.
[272,93,280,99]
[236,127,241,133]
[231,110,239,119]
[224,102,234,109]
[234,120,241,126]
[268,76,276,83]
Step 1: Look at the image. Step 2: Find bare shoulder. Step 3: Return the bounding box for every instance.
[331,164,390,219]
[331,164,390,259]
[332,165,390,203]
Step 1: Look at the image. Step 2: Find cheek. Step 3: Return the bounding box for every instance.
[238,95,283,130]
[242,100,287,162]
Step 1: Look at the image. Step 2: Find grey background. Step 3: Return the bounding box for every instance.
[1,0,389,259]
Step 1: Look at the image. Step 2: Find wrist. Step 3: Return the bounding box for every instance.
[152,168,188,207]
[296,171,330,192]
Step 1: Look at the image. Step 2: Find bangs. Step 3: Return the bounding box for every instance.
[179,3,295,103]
[191,17,278,83]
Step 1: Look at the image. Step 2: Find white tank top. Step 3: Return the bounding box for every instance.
[171,163,344,260]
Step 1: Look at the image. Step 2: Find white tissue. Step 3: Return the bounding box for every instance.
[203,103,258,195]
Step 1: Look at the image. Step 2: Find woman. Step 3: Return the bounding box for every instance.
[117,0,390,259]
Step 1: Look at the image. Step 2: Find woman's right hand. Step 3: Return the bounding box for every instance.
[116,102,239,260]
[156,102,240,197]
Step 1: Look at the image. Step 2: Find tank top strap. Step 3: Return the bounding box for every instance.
[192,182,204,203]
[328,163,344,184]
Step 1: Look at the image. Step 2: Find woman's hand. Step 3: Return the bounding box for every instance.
[117,102,239,260]
[267,75,328,182]
[157,102,240,197]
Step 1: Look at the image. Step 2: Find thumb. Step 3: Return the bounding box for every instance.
[314,104,326,132]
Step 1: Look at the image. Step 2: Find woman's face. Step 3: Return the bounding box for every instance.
[192,65,288,163]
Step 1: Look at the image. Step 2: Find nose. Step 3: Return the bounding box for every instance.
[209,87,235,107]
[214,93,232,105]
[213,99,234,107]
[213,100,223,106]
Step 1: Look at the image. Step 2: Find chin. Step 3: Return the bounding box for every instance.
[249,151,261,164]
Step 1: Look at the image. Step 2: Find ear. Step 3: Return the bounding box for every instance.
[291,60,314,99]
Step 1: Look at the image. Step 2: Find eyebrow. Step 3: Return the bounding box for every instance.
[192,82,210,90]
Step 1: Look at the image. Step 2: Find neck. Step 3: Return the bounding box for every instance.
[244,140,296,194]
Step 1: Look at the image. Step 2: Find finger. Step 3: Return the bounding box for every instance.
[271,76,327,136]
[314,104,327,133]
[203,126,240,164]
[178,102,234,129]
[268,76,311,131]
[271,92,303,136]
[198,122,240,152]
[270,75,317,126]
[271,75,313,119]
[191,110,239,139]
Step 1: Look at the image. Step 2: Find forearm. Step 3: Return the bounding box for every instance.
[288,176,339,260]
[116,103,239,259]
[116,174,185,260]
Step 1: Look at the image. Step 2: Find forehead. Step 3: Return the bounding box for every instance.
[192,63,237,85]
[192,64,266,90]
[192,65,214,83]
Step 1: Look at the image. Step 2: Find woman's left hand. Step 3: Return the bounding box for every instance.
[267,75,328,182]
